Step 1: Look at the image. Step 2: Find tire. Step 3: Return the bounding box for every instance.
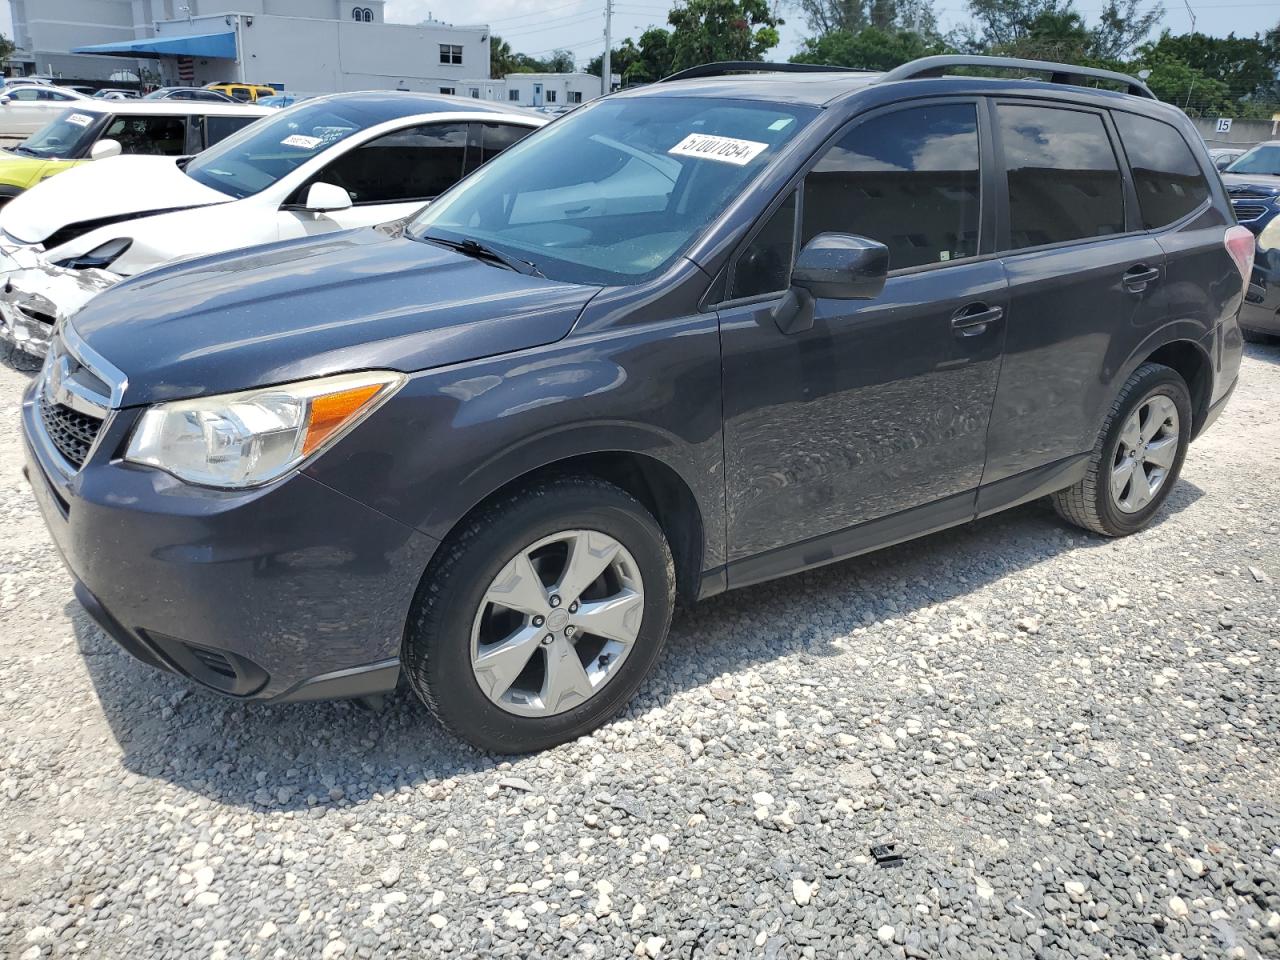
[1241,326,1272,344]
[1052,362,1192,537]
[403,475,675,753]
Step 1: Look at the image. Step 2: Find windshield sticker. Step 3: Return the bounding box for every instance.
[65,113,94,128]
[281,134,323,149]
[668,133,768,166]
[767,118,794,131]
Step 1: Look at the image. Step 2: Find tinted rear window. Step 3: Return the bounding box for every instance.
[1113,112,1209,229]
[998,105,1124,250]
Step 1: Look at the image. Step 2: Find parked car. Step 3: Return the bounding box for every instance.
[205,82,278,103]
[0,92,542,355]
[144,86,238,103]
[0,99,270,205]
[20,57,1249,752]
[1209,147,1247,171]
[1221,141,1280,341]
[93,89,140,100]
[60,85,96,96]
[258,94,312,109]
[0,78,52,90]
[0,85,89,142]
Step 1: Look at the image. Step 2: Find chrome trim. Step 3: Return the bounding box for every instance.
[60,321,127,409]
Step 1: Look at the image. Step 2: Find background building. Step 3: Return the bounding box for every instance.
[497,73,599,108]
[6,1,489,94]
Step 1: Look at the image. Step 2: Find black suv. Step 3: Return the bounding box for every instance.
[22,56,1250,752]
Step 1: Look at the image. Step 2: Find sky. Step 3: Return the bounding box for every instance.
[1,0,1273,70]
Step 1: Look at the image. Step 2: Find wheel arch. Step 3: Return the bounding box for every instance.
[1140,338,1214,438]
[435,449,711,606]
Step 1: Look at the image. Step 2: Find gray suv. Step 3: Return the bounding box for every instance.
[22,57,1250,752]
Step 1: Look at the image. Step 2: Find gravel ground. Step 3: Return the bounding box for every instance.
[1,345,1278,960]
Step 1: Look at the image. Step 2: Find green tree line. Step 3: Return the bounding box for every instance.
[494,0,1279,118]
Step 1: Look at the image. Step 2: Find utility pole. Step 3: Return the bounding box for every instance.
[602,0,612,97]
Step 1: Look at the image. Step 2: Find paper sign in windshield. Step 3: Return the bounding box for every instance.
[66,113,94,128]
[281,134,323,149]
[669,133,768,166]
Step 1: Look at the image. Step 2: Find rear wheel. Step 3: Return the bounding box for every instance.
[403,476,674,753]
[1052,362,1192,537]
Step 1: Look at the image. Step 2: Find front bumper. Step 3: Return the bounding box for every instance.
[21,376,440,702]
[0,259,117,358]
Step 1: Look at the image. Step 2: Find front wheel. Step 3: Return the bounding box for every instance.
[403,476,674,753]
[1052,362,1192,537]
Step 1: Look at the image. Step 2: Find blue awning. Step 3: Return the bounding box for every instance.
[71,32,237,60]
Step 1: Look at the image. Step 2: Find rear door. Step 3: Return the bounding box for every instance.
[99,113,188,155]
[983,100,1167,493]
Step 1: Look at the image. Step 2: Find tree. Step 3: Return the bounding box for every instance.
[792,25,949,69]
[0,33,14,69]
[489,35,521,78]
[1089,0,1164,60]
[665,0,783,73]
[586,38,643,79]
[1132,51,1233,116]
[792,0,938,37]
[1136,30,1280,98]
[543,49,577,73]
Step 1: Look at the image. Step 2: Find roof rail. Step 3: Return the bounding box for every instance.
[660,61,854,83]
[878,55,1156,99]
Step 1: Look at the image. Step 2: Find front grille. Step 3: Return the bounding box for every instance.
[1227,190,1271,201]
[37,392,103,468]
[1233,202,1269,222]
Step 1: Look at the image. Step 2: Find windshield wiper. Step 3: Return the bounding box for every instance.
[11,145,40,157]
[420,233,544,278]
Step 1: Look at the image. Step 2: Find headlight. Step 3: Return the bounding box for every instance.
[54,237,132,270]
[125,370,404,488]
[1258,214,1280,253]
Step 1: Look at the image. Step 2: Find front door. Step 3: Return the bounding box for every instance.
[720,101,1005,579]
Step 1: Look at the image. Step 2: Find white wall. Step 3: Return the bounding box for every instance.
[503,73,598,108]
[154,13,489,92]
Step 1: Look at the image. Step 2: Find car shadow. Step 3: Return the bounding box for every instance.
[68,480,1205,810]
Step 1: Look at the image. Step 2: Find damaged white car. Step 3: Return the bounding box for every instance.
[0,91,542,356]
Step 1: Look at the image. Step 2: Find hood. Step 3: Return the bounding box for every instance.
[0,151,52,190]
[0,155,228,245]
[69,227,601,406]
[1222,174,1280,195]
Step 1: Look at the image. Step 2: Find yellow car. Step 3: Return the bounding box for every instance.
[0,99,269,205]
[204,82,278,103]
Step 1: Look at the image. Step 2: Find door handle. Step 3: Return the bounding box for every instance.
[1123,264,1161,293]
[950,303,1003,336]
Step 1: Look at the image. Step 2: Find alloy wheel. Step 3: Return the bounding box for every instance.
[1111,394,1179,514]
[470,530,645,717]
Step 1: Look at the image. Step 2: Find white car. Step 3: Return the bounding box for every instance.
[0,92,543,356]
[0,85,90,142]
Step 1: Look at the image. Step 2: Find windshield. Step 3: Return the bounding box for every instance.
[184,98,371,198]
[15,108,106,159]
[1225,144,1280,176]
[408,96,816,285]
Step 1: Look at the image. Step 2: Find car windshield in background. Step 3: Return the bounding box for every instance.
[183,100,368,198]
[12,109,105,159]
[408,96,816,286]
[1225,144,1280,176]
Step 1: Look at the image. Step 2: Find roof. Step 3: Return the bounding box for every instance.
[301,90,544,122]
[619,71,880,107]
[55,100,271,118]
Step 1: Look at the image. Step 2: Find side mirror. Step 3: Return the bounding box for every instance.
[89,138,121,160]
[0,96,10,106]
[303,181,352,213]
[773,233,890,334]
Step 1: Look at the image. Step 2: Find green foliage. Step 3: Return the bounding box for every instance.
[666,0,783,73]
[0,34,14,64]
[489,35,520,78]
[791,26,950,70]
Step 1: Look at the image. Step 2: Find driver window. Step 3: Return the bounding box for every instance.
[103,115,188,155]
[308,122,468,205]
[802,103,981,271]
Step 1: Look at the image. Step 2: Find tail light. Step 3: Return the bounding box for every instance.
[1224,225,1256,284]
